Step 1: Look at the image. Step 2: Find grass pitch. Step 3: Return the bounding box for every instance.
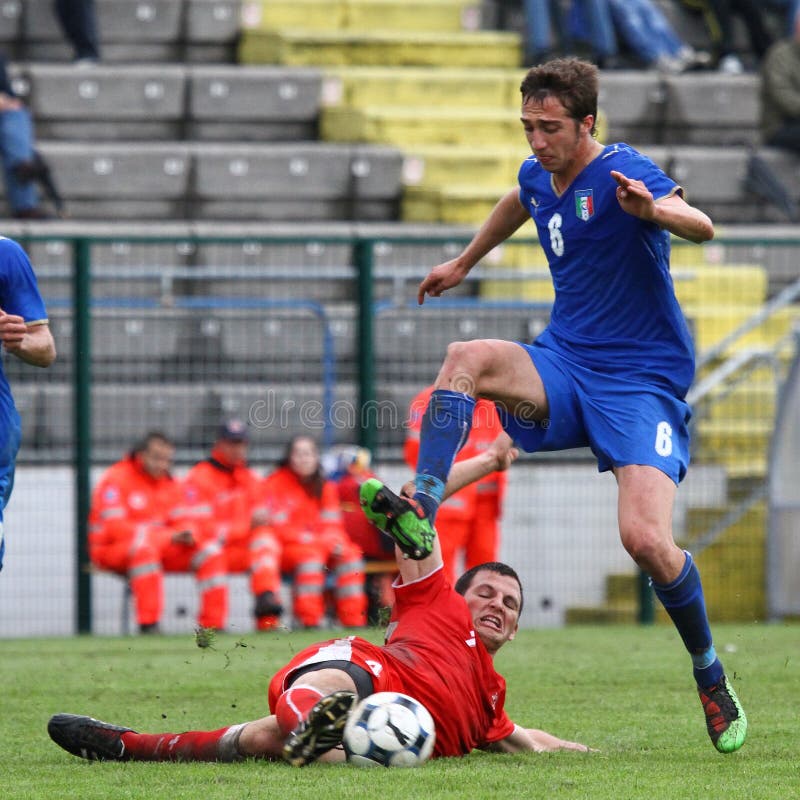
[2,622,797,800]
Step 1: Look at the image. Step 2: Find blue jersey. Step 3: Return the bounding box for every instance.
[518,142,695,397]
[0,236,48,568]
[0,237,48,419]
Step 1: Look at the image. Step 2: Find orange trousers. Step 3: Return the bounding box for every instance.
[91,526,228,629]
[279,537,366,628]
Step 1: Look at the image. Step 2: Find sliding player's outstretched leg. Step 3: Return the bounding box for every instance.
[359,478,435,560]
[48,714,132,761]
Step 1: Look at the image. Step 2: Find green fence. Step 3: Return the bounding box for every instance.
[0,231,797,636]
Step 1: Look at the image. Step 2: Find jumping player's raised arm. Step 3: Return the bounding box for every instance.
[610,169,714,244]
[417,189,530,305]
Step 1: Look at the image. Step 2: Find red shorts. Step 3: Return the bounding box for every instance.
[268,636,396,712]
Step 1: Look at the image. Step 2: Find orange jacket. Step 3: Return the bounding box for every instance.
[88,455,185,551]
[260,466,348,548]
[404,386,507,520]
[184,451,262,547]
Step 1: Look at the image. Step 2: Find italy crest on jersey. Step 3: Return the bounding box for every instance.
[575,189,594,221]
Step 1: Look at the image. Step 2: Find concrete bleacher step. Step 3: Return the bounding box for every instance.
[23,64,187,140]
[684,505,766,621]
[566,500,767,625]
[187,65,322,141]
[662,73,760,146]
[244,0,482,33]
[698,383,777,422]
[693,418,773,478]
[402,184,511,225]
[240,29,521,68]
[686,304,799,354]
[22,0,184,62]
[31,141,403,222]
[401,145,526,191]
[189,142,402,222]
[479,259,771,306]
[322,65,516,108]
[322,105,521,147]
[673,265,768,306]
[37,141,191,220]
[14,0,239,63]
[20,63,324,142]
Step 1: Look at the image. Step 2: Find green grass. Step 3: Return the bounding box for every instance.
[2,623,798,800]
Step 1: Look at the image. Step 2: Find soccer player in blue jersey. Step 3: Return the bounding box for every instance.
[360,57,747,754]
[0,236,56,572]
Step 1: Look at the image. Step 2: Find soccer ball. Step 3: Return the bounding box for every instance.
[343,691,436,767]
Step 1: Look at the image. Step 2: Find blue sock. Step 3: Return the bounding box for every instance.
[412,389,476,521]
[652,551,724,689]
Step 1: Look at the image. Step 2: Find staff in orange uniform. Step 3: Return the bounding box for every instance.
[405,385,508,584]
[88,431,228,633]
[185,420,284,631]
[259,435,366,628]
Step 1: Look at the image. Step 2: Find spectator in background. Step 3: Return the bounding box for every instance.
[0,236,56,572]
[761,8,800,153]
[259,436,367,628]
[522,0,617,66]
[405,386,508,586]
[606,0,711,72]
[676,0,775,73]
[523,0,708,72]
[88,431,228,634]
[53,0,101,63]
[0,56,52,219]
[185,420,284,632]
[323,445,396,623]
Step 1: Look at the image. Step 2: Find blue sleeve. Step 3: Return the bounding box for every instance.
[619,147,682,202]
[0,238,48,323]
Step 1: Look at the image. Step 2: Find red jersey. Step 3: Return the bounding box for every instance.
[269,567,513,757]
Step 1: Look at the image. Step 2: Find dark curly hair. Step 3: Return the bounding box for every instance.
[520,57,599,137]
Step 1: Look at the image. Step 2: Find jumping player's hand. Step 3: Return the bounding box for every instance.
[610,170,656,223]
[417,259,470,305]
[0,307,28,352]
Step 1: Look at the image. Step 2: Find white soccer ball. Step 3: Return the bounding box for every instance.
[343,691,436,767]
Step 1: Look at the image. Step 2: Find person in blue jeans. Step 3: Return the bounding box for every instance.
[607,0,710,71]
[0,57,47,219]
[524,0,708,71]
[523,0,617,65]
[53,0,101,63]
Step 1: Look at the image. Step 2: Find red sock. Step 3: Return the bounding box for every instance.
[274,684,325,736]
[121,726,232,762]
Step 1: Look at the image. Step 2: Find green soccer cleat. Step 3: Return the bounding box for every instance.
[359,478,436,561]
[698,674,747,753]
[282,690,356,767]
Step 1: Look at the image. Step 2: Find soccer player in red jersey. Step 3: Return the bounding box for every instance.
[48,434,591,766]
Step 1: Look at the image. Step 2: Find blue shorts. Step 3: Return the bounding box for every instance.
[496,341,691,484]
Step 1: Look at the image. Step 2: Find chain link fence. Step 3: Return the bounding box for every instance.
[0,231,797,636]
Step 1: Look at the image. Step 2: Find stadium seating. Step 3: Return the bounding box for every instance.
[187,65,322,141]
